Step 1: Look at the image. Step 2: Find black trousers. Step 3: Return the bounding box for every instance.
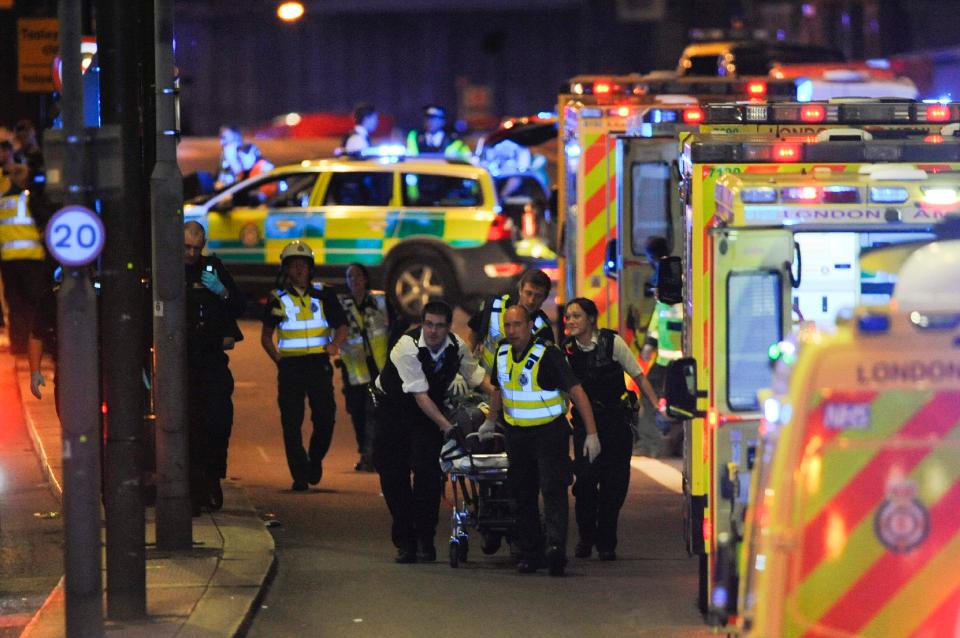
[277,354,335,483]
[373,403,443,550]
[187,359,235,499]
[342,381,369,454]
[0,259,44,354]
[572,406,633,552]
[505,418,572,559]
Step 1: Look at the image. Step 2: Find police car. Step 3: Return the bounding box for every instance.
[185,153,538,318]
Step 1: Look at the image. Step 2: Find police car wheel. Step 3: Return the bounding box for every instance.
[388,255,458,321]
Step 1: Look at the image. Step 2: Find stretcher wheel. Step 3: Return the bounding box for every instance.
[449,540,461,568]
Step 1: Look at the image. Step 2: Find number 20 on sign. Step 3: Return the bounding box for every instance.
[45,205,105,266]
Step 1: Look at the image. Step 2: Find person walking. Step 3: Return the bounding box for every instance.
[184,221,246,513]
[484,304,600,576]
[563,297,661,560]
[0,176,45,356]
[405,105,470,159]
[261,241,348,491]
[336,262,392,472]
[342,104,378,155]
[372,299,491,563]
[467,268,554,373]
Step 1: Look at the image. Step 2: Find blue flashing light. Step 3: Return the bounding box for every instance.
[797,79,814,103]
[361,144,407,158]
[711,586,729,609]
[564,143,581,159]
[537,111,556,119]
[857,314,890,333]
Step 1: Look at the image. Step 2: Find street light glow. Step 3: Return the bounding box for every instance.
[277,1,305,22]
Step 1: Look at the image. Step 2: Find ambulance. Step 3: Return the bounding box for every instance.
[737,231,960,638]
[660,123,960,621]
[557,74,797,337]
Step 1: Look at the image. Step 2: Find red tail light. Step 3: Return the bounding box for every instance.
[773,142,802,162]
[746,80,767,99]
[682,107,704,124]
[702,518,713,545]
[593,81,612,95]
[925,134,945,143]
[926,104,951,122]
[800,104,826,122]
[487,215,514,241]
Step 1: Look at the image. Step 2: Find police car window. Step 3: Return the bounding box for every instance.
[727,271,782,411]
[324,172,393,206]
[233,173,318,208]
[631,162,671,256]
[402,174,482,207]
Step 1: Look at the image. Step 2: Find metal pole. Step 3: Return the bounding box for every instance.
[152,0,191,549]
[97,0,147,619]
[57,0,104,635]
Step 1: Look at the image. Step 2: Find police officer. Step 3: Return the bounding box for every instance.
[342,103,378,155]
[467,268,554,373]
[563,297,661,561]
[373,299,491,563]
[184,221,245,513]
[0,175,45,356]
[405,105,470,159]
[484,304,600,576]
[336,262,392,472]
[261,241,348,491]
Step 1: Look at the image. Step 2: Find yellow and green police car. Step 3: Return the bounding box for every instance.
[185,154,546,317]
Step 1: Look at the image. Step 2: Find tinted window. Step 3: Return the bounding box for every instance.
[685,55,721,76]
[631,162,671,256]
[727,271,782,411]
[230,172,318,208]
[324,171,393,206]
[402,173,483,207]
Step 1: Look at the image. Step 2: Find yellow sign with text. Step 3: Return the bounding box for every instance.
[18,18,59,93]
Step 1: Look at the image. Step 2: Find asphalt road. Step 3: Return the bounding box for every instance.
[226,317,712,638]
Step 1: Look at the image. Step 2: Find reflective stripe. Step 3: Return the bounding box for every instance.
[275,289,332,356]
[2,239,42,250]
[502,404,565,421]
[278,336,331,350]
[498,342,566,426]
[480,295,551,372]
[338,292,389,385]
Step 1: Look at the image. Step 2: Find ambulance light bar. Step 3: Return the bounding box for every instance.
[703,101,960,125]
[561,77,796,100]
[922,187,960,205]
[736,184,959,205]
[869,186,909,203]
[690,139,960,163]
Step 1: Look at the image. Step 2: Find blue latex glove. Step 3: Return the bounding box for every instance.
[201,269,226,296]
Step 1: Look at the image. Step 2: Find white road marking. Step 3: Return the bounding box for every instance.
[630,457,683,494]
[256,446,270,462]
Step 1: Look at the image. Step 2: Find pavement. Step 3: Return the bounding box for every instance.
[7,350,276,637]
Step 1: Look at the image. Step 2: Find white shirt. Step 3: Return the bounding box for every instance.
[381,332,485,394]
[572,331,644,380]
[344,126,370,153]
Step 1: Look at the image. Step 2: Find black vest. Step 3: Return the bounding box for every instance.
[563,329,626,408]
[379,328,462,409]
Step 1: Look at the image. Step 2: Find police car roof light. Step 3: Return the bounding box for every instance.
[800,104,826,122]
[593,81,612,95]
[773,142,802,162]
[746,80,767,99]
[926,104,952,122]
[682,107,704,124]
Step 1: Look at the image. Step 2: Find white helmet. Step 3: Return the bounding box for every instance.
[280,240,314,268]
[893,240,960,313]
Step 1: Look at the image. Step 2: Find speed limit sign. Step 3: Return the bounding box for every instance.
[45,205,105,266]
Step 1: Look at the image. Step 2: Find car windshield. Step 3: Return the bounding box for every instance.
[402,173,483,207]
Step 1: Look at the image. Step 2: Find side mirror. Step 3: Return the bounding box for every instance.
[665,357,705,419]
[656,256,683,305]
[603,238,618,280]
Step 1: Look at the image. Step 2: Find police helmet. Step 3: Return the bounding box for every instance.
[280,240,315,268]
[423,104,446,119]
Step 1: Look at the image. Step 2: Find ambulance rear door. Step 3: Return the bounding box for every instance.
[614,135,682,355]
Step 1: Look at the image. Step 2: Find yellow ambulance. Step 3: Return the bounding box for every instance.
[737,234,960,638]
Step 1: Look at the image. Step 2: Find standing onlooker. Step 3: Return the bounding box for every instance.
[343,104,378,155]
[468,268,554,373]
[184,221,245,513]
[12,119,50,229]
[236,143,274,182]
[485,304,600,576]
[0,176,45,356]
[372,300,491,563]
[405,105,470,159]
[336,263,391,472]
[261,241,348,491]
[215,125,243,190]
[562,297,660,561]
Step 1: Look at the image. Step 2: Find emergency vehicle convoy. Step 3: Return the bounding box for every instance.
[184,155,538,319]
[657,107,960,625]
[736,235,960,638]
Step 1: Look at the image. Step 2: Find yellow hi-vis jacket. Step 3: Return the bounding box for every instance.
[338,291,389,385]
[0,191,44,261]
[647,300,683,366]
[480,294,551,371]
[497,341,566,426]
[274,287,332,357]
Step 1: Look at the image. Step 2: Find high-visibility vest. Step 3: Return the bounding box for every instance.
[405,129,471,160]
[497,341,567,427]
[648,300,683,366]
[274,288,332,357]
[479,294,551,371]
[338,291,389,385]
[0,192,43,261]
